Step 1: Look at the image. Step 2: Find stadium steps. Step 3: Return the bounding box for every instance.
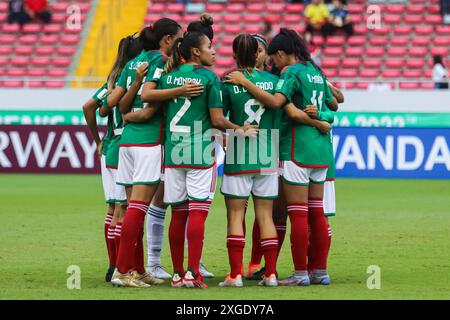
[72,0,148,88]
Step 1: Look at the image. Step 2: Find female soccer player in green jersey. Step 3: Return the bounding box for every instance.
[103,18,187,288]
[82,35,142,283]
[219,34,281,287]
[225,28,338,286]
[156,31,256,289]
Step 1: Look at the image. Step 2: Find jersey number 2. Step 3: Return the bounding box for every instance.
[170,98,191,133]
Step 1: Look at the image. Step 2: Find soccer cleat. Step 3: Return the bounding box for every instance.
[309,273,331,285]
[111,270,151,288]
[132,271,164,285]
[199,262,215,278]
[246,263,261,278]
[171,272,185,287]
[246,266,265,281]
[278,273,310,287]
[258,274,278,287]
[105,266,115,282]
[219,274,244,287]
[183,269,208,289]
[147,264,172,280]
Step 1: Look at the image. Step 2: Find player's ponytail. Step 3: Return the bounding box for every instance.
[106,34,142,92]
[165,32,205,73]
[268,28,321,72]
[232,34,258,70]
[139,18,181,51]
[187,13,214,40]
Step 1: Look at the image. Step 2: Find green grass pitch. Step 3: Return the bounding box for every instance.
[1,174,449,300]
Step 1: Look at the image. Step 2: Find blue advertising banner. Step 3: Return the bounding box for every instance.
[333,127,450,179]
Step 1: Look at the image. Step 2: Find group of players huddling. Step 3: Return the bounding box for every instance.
[83,14,343,289]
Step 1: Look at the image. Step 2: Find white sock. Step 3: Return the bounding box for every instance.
[146,204,167,266]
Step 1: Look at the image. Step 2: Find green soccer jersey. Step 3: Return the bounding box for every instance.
[159,64,223,168]
[222,69,279,175]
[92,83,111,156]
[276,62,335,167]
[116,50,165,146]
[105,106,124,168]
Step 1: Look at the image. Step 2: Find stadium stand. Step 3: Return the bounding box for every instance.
[0,0,91,88]
[0,0,448,90]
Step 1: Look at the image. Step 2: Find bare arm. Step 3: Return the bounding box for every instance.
[209,108,258,137]
[123,105,161,124]
[141,81,204,103]
[99,103,111,117]
[327,81,344,105]
[106,86,126,111]
[285,104,331,134]
[117,63,149,114]
[82,98,103,158]
[223,71,287,109]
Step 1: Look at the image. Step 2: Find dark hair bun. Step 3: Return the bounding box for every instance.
[200,13,214,26]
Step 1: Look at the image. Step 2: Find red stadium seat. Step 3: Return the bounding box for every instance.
[369,36,389,46]
[223,15,241,24]
[27,69,46,77]
[0,46,13,55]
[406,5,425,14]
[404,15,423,24]
[421,83,434,90]
[43,24,63,33]
[57,46,76,56]
[391,36,409,46]
[285,15,302,24]
[326,37,346,46]
[399,82,420,90]
[61,35,80,45]
[394,25,412,35]
[0,57,8,67]
[286,4,304,13]
[348,36,365,46]
[167,4,184,13]
[7,68,27,77]
[425,15,443,24]
[338,69,357,78]
[342,58,360,68]
[430,47,449,56]
[386,58,404,69]
[385,4,404,14]
[387,47,407,57]
[45,81,65,89]
[29,81,45,89]
[406,59,425,69]
[53,58,71,67]
[147,3,165,12]
[2,24,20,33]
[384,15,402,25]
[244,16,260,23]
[19,35,38,45]
[40,35,59,45]
[0,81,24,88]
[22,24,42,33]
[382,70,401,78]
[354,25,368,35]
[427,5,440,14]
[409,47,427,57]
[324,47,344,56]
[11,57,30,66]
[433,37,450,46]
[363,59,382,68]
[215,58,234,68]
[223,25,242,35]
[36,46,55,56]
[412,37,430,46]
[322,58,340,68]
[15,46,33,55]
[205,4,224,13]
[322,69,337,78]
[227,4,245,13]
[347,4,364,14]
[51,3,68,13]
[217,47,233,56]
[48,69,68,77]
[403,70,422,78]
[247,4,265,13]
[265,15,282,24]
[360,69,379,78]
[366,47,384,57]
[345,47,364,56]
[415,26,433,35]
[436,25,450,35]
[222,36,235,46]
[0,35,15,45]
[245,25,260,34]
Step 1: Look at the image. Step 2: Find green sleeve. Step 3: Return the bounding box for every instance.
[146,58,165,84]
[207,75,223,109]
[116,67,128,90]
[275,70,298,103]
[318,103,335,124]
[221,83,231,116]
[92,83,108,102]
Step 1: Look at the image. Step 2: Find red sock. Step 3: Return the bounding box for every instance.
[169,203,189,274]
[308,198,330,270]
[106,224,117,267]
[116,201,149,274]
[327,223,332,256]
[287,203,309,271]
[261,238,278,277]
[187,200,210,276]
[227,235,245,278]
[243,200,249,236]
[250,220,263,265]
[104,211,113,263]
[114,222,122,258]
[307,223,313,272]
[133,225,145,274]
[275,224,287,256]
